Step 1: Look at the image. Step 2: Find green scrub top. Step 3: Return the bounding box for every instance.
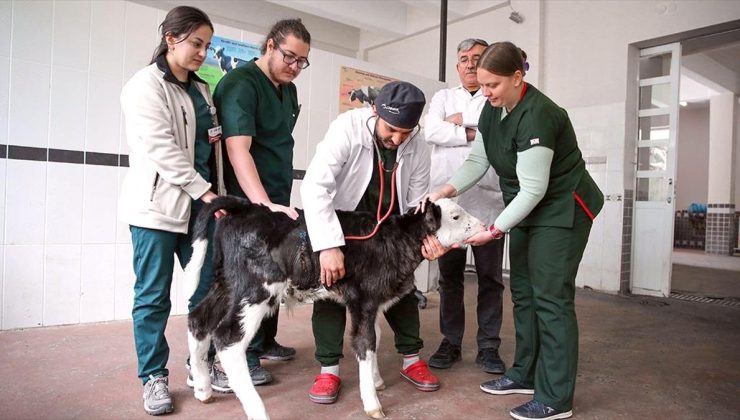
[479,84,603,228]
[186,82,214,182]
[355,145,398,214]
[213,59,299,206]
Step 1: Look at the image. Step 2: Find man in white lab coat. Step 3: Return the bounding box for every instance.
[301,81,445,404]
[423,38,507,373]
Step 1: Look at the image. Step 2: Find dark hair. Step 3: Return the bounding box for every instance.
[261,18,311,55]
[150,6,213,64]
[478,41,528,77]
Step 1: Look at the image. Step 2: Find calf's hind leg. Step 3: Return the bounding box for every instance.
[187,329,213,402]
[216,302,273,420]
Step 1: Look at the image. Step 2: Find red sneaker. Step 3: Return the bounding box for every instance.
[400,360,440,391]
[308,373,341,404]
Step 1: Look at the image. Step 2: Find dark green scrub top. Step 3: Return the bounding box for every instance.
[213,59,299,206]
[356,145,398,214]
[479,84,603,228]
[187,82,214,182]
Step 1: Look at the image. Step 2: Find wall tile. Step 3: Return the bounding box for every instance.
[5,160,46,245]
[3,245,44,329]
[0,57,8,147]
[89,0,125,77]
[306,108,333,160]
[8,60,50,148]
[0,246,3,327]
[43,245,81,326]
[85,72,121,154]
[52,0,91,71]
[0,159,6,244]
[290,179,302,209]
[0,1,11,57]
[292,107,310,170]
[46,162,83,244]
[80,244,115,323]
[11,0,53,65]
[49,66,88,151]
[123,2,157,82]
[116,167,131,244]
[114,243,134,320]
[307,50,332,109]
[82,165,118,244]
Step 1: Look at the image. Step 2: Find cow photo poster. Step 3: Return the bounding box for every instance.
[197,35,261,93]
[338,66,397,114]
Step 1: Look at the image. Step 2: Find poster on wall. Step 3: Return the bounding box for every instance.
[338,66,397,114]
[197,35,261,93]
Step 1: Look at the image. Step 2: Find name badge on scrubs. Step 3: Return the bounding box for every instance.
[208,125,222,144]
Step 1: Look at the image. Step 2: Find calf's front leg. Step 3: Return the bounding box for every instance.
[351,308,384,418]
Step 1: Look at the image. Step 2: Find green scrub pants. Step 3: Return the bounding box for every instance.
[130,202,215,384]
[312,291,423,366]
[504,204,592,412]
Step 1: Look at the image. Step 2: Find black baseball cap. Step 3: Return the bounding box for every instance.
[375,81,426,129]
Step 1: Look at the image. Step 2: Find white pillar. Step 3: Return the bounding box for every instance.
[705,93,737,255]
[707,93,735,203]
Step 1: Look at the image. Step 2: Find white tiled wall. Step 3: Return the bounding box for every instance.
[568,102,626,293]
[0,0,444,330]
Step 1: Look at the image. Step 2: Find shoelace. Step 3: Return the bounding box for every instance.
[150,377,169,399]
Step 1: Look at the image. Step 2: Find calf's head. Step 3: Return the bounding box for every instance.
[424,198,486,247]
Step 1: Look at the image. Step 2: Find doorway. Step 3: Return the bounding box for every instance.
[629,24,740,299]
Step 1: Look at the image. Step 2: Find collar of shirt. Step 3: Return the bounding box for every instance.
[454,84,483,99]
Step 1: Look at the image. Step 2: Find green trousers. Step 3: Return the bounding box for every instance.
[246,310,280,367]
[504,204,592,412]
[312,291,423,366]
[130,202,215,384]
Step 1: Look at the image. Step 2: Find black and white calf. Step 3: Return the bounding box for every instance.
[184,196,485,419]
[348,86,381,107]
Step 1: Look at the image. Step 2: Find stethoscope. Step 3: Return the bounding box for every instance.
[344,116,420,241]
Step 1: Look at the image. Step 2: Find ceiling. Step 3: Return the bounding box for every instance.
[141,0,508,56]
[680,29,740,106]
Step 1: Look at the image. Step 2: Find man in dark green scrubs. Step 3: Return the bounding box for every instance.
[213,18,311,385]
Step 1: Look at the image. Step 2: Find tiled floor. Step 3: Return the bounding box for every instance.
[1,277,739,419]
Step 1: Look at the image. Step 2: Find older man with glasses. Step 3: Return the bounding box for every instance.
[213,18,311,386]
[423,38,507,374]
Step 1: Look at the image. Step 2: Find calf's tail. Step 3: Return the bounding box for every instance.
[183,195,254,299]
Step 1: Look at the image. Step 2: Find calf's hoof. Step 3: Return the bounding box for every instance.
[366,408,385,418]
[194,388,213,403]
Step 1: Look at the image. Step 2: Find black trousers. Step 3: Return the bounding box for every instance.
[437,239,505,350]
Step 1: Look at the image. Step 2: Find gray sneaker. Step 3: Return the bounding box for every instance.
[186,361,233,393]
[143,375,173,416]
[249,365,273,386]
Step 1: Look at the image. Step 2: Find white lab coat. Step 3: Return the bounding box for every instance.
[301,107,431,252]
[423,85,504,225]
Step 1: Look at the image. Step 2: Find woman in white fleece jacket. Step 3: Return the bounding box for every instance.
[118,6,224,416]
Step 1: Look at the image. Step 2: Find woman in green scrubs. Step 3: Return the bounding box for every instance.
[429,41,603,420]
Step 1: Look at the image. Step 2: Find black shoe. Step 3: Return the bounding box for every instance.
[510,400,573,420]
[249,365,274,386]
[428,339,461,369]
[259,341,296,361]
[476,348,506,374]
[480,376,534,395]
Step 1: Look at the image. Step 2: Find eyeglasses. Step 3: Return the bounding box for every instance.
[458,55,481,66]
[273,42,310,69]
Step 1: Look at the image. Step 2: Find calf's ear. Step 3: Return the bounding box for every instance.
[423,201,442,231]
